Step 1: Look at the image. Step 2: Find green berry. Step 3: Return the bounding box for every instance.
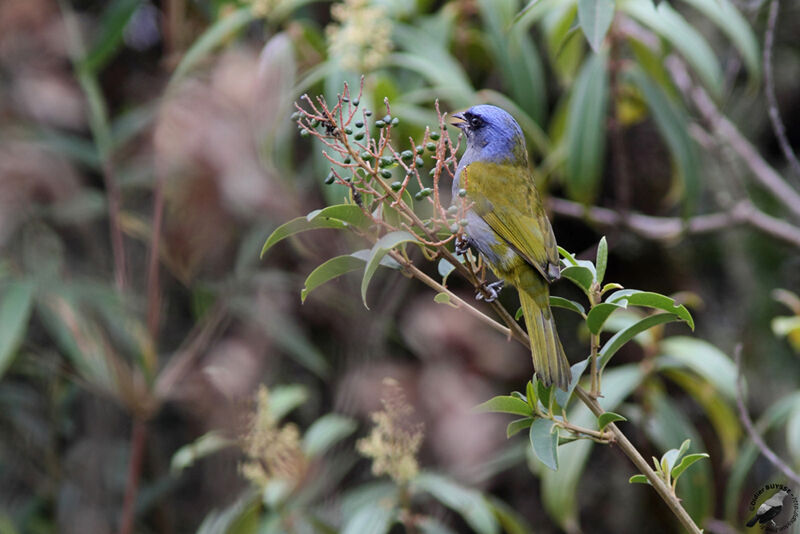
[383,114,392,123]
[361,151,374,162]
[391,117,400,126]
[390,181,403,191]
[310,119,320,128]
[342,96,349,103]
[300,129,310,138]
[421,188,432,197]
[378,157,392,168]
[447,205,458,215]
[324,173,336,185]
[343,157,351,164]
[414,191,424,201]
[375,120,386,128]
[344,127,353,135]
[290,111,300,121]
[415,156,424,168]
[365,110,373,117]
[380,169,392,178]
[450,223,459,233]
[352,98,360,106]
[355,121,364,128]
[355,132,364,140]
[458,188,467,197]
[415,145,424,154]
[400,150,414,162]
[430,131,440,140]
[426,142,436,152]
[459,219,469,227]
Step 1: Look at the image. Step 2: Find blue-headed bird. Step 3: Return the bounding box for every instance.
[452,105,570,389]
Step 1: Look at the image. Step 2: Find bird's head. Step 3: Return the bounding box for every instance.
[451,105,527,164]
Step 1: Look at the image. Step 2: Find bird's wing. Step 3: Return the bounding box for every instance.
[463,161,559,280]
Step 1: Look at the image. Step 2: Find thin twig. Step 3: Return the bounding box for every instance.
[119,420,147,534]
[764,0,800,184]
[548,197,800,250]
[666,56,800,221]
[734,345,800,486]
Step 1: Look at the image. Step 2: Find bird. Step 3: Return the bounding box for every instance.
[747,489,788,527]
[451,104,570,390]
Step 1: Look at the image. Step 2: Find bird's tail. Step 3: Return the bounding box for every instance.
[514,268,570,390]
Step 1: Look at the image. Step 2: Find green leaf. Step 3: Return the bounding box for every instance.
[595,236,608,284]
[657,337,737,400]
[474,396,533,417]
[434,292,457,307]
[261,217,346,258]
[515,306,524,321]
[554,357,590,408]
[82,0,142,73]
[308,204,371,229]
[671,453,709,481]
[414,473,500,534]
[597,411,627,429]
[578,0,615,53]
[629,474,650,484]
[598,313,678,369]
[302,414,358,457]
[301,255,365,303]
[536,380,553,410]
[606,290,694,329]
[530,419,559,471]
[168,8,255,88]
[361,231,418,308]
[170,431,233,473]
[437,258,456,283]
[341,504,394,534]
[560,265,594,293]
[507,417,535,438]
[620,0,722,98]
[418,517,459,534]
[268,385,309,420]
[627,68,699,211]
[557,246,578,266]
[0,282,34,380]
[526,380,537,411]
[565,52,608,204]
[550,296,586,316]
[585,302,625,334]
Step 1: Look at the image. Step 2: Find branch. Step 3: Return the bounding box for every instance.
[548,197,800,250]
[666,56,800,221]
[734,345,800,486]
[764,0,800,184]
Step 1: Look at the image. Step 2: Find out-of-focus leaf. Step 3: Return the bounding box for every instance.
[341,504,394,534]
[599,313,681,369]
[168,8,255,88]
[170,431,233,474]
[541,365,644,528]
[680,0,760,80]
[597,411,626,429]
[301,255,364,303]
[414,473,500,534]
[578,0,615,52]
[543,4,584,84]
[530,419,559,471]
[341,482,397,520]
[595,236,608,284]
[787,404,800,465]
[361,231,418,308]
[268,384,309,420]
[657,337,736,400]
[565,52,608,204]
[0,282,34,380]
[474,396,533,417]
[302,414,357,457]
[32,129,102,168]
[418,517,458,534]
[627,68,699,211]
[265,315,330,378]
[82,0,142,72]
[507,418,535,438]
[550,296,586,316]
[196,492,259,534]
[620,0,722,98]
[261,217,347,258]
[488,496,534,534]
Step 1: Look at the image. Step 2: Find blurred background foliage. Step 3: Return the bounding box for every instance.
[1,0,799,532]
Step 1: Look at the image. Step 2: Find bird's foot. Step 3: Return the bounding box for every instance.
[476,280,504,303]
[454,236,471,256]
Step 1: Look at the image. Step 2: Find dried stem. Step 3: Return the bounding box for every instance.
[734,345,800,486]
[118,419,147,534]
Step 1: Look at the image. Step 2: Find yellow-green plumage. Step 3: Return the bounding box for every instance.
[462,161,570,389]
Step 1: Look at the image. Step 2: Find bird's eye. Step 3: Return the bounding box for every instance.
[469,116,484,129]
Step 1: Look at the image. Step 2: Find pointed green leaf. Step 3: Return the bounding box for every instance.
[561,265,594,293]
[268,385,309,420]
[597,411,627,429]
[0,281,34,379]
[82,0,142,73]
[341,504,394,534]
[361,231,418,308]
[595,236,608,283]
[599,313,680,369]
[414,473,500,534]
[301,255,365,303]
[308,204,371,229]
[261,216,346,258]
[658,337,736,400]
[586,302,625,334]
[554,357,590,408]
[530,419,559,471]
[302,414,358,457]
[515,306,524,321]
[507,417,535,438]
[629,474,650,484]
[578,0,615,53]
[474,396,533,417]
[170,431,233,473]
[557,246,579,266]
[605,289,694,329]
[536,380,553,410]
[526,380,537,412]
[671,453,709,481]
[550,296,586,316]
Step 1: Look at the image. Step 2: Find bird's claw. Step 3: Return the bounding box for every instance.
[455,236,470,256]
[476,280,504,303]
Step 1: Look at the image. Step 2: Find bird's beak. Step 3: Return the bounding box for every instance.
[450,112,467,129]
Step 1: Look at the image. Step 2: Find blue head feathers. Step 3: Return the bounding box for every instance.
[452,105,527,165]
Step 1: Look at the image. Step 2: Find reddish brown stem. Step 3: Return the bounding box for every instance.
[118,419,147,534]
